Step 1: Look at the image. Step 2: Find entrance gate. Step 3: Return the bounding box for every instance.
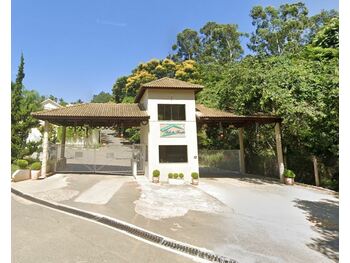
[53,144,145,175]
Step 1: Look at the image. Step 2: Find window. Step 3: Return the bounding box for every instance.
[159,145,188,163]
[158,104,186,120]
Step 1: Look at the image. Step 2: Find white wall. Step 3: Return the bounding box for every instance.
[140,89,199,182]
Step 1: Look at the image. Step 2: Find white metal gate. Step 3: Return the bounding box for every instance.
[53,144,145,175]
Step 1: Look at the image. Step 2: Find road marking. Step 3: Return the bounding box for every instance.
[74,179,124,204]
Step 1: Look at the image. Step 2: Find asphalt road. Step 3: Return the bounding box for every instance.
[11,195,195,263]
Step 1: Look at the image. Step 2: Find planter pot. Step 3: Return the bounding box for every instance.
[31,170,41,180]
[12,169,31,182]
[284,177,294,185]
[192,178,199,185]
[152,176,160,183]
[168,178,185,185]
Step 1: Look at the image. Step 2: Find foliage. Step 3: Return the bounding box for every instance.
[173,173,179,179]
[171,22,246,64]
[152,169,160,177]
[16,159,29,169]
[11,55,42,161]
[191,172,199,179]
[179,173,184,179]
[283,169,296,178]
[171,29,201,61]
[91,91,114,103]
[11,164,19,175]
[30,162,41,170]
[248,3,338,56]
[112,58,200,103]
[168,173,174,179]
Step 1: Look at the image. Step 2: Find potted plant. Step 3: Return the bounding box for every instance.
[152,169,160,183]
[191,172,199,185]
[12,159,30,182]
[169,172,185,185]
[283,169,296,185]
[30,162,41,180]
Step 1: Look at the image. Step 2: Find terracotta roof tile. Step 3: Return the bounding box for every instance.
[32,103,149,118]
[135,77,203,102]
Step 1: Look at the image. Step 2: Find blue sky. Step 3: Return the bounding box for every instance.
[12,0,338,102]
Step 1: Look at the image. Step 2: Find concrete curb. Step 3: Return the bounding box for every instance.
[11,187,238,263]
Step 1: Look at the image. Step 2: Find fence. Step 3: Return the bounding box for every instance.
[198,149,240,174]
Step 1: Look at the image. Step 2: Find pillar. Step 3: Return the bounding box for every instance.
[60,126,66,159]
[313,156,320,186]
[238,127,246,174]
[275,122,284,182]
[41,121,49,178]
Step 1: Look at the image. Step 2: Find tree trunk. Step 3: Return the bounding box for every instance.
[313,155,320,187]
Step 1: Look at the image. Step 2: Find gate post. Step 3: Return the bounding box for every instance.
[238,127,246,174]
[41,121,49,178]
[275,122,284,182]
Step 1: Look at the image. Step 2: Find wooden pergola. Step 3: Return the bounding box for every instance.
[32,102,284,181]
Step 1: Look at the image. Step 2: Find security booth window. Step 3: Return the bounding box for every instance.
[159,145,188,163]
[158,104,186,120]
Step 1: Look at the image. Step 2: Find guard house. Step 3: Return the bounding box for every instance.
[32,77,284,183]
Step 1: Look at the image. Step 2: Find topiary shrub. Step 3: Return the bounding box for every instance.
[283,169,296,178]
[173,173,179,179]
[179,173,184,179]
[31,162,41,170]
[16,160,28,169]
[191,172,199,179]
[168,173,174,179]
[152,169,160,177]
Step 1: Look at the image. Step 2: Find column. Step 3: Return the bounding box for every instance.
[60,126,66,159]
[41,121,49,178]
[275,122,284,182]
[238,127,246,174]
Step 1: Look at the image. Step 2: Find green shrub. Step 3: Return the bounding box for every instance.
[168,173,174,179]
[179,173,184,179]
[31,162,41,170]
[152,169,160,177]
[191,172,199,179]
[283,169,296,178]
[23,156,36,164]
[173,173,179,179]
[16,159,28,169]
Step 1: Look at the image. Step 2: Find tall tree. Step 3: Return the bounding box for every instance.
[11,55,41,160]
[200,22,246,63]
[171,29,201,61]
[248,2,309,56]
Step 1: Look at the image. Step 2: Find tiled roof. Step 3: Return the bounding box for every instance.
[32,103,149,119]
[195,104,282,125]
[135,77,203,102]
[195,104,238,118]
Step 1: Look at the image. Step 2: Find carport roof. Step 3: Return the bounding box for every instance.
[32,103,149,127]
[195,104,282,126]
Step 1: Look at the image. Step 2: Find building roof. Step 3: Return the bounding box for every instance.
[32,103,149,126]
[135,77,203,102]
[195,104,282,126]
[41,98,62,108]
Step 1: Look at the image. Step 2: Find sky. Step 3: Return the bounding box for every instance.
[11,0,338,103]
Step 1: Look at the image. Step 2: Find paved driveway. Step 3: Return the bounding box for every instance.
[12,174,338,263]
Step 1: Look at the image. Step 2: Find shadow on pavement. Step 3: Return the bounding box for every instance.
[199,167,281,185]
[294,198,339,261]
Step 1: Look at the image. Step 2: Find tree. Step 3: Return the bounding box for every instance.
[171,29,201,61]
[248,2,309,56]
[112,76,128,103]
[199,22,246,63]
[11,54,41,160]
[112,58,200,103]
[91,91,114,103]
